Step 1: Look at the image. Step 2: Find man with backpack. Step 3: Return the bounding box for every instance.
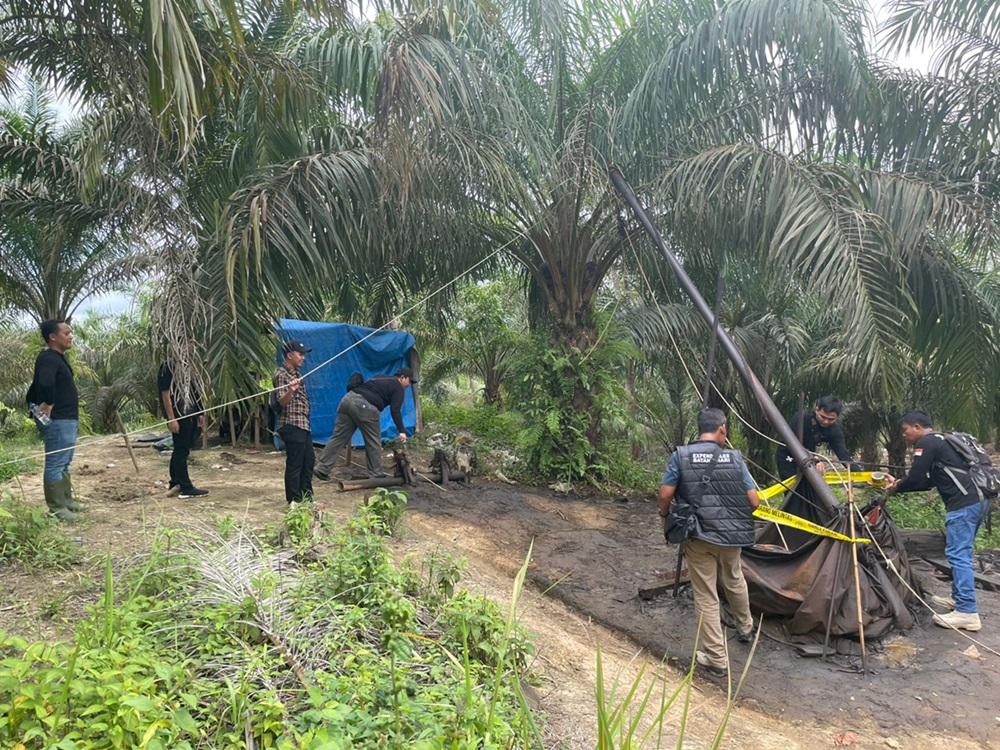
[313,368,416,481]
[884,410,991,632]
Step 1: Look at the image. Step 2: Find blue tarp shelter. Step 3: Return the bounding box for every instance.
[275,319,418,446]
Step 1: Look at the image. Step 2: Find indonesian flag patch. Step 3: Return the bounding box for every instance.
[914,448,924,456]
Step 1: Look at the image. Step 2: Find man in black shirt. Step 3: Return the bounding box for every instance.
[27,319,81,520]
[775,395,861,480]
[885,410,988,632]
[313,368,415,481]
[159,353,208,499]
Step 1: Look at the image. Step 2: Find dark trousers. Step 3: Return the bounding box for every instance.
[279,424,315,504]
[315,392,385,477]
[170,416,200,491]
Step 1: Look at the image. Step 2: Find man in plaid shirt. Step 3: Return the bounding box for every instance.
[276,340,314,504]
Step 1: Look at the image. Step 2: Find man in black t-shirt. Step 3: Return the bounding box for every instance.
[313,368,415,481]
[159,354,208,499]
[775,395,861,480]
[27,319,81,520]
[885,410,988,632]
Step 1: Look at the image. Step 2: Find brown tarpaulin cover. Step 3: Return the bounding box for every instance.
[741,479,916,638]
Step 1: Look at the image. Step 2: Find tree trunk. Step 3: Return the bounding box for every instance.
[884,414,907,470]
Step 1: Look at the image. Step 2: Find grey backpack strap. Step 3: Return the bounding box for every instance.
[941,465,969,496]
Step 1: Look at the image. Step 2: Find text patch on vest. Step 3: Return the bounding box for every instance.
[691,452,731,463]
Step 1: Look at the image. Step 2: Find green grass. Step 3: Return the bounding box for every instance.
[0,491,79,567]
[0,495,543,750]
[0,435,38,483]
[885,491,1000,552]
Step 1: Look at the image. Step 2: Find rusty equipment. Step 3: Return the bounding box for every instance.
[337,448,469,491]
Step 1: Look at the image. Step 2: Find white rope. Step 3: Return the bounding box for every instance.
[3,227,533,470]
[850,501,1000,660]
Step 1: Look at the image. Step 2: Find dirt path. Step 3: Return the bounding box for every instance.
[2,437,997,749]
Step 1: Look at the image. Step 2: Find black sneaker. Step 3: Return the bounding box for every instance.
[736,618,757,643]
[179,487,209,498]
[695,650,727,677]
[313,469,331,482]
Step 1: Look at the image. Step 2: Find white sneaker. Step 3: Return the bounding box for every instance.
[932,610,981,632]
[929,594,955,609]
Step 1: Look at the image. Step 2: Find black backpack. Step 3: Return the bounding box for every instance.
[938,432,1000,499]
[346,371,364,391]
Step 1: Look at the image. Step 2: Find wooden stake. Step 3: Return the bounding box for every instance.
[846,468,868,674]
[116,411,140,475]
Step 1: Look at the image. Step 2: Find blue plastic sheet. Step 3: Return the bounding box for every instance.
[274,319,417,446]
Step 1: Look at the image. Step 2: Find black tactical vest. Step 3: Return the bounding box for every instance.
[676,441,755,547]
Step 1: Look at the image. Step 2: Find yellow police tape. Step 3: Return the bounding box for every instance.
[752,505,870,544]
[757,471,878,502]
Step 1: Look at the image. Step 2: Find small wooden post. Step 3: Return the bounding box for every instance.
[846,468,869,675]
[116,411,140,475]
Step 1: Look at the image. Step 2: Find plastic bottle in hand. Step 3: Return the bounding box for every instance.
[30,403,51,426]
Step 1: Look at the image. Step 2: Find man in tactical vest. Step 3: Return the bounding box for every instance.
[658,408,759,677]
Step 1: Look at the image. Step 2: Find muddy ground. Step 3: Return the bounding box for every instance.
[2,435,998,749]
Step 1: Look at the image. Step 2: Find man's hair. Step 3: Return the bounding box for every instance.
[900,410,933,428]
[697,408,727,434]
[816,395,844,414]
[40,319,64,343]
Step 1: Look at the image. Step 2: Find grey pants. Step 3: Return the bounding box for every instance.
[315,391,385,476]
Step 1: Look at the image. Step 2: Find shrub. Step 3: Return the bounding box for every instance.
[0,499,544,749]
[421,401,521,449]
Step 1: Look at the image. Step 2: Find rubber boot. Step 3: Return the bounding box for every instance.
[43,479,78,521]
[60,472,82,511]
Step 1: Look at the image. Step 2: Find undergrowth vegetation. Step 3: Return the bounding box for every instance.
[0,491,78,567]
[0,491,542,749]
[886,493,1000,552]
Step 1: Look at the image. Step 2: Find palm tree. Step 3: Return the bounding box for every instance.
[0,79,140,323]
[408,273,529,407]
[72,309,157,433]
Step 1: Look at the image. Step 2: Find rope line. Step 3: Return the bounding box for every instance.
[2,228,532,471]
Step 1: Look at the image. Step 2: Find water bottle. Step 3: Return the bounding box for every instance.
[30,403,51,426]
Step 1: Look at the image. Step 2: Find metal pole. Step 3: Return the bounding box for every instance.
[702,269,726,408]
[609,165,839,513]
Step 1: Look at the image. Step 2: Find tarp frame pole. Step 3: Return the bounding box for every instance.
[609,166,839,514]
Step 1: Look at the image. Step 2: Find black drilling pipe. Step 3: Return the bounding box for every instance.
[609,165,838,513]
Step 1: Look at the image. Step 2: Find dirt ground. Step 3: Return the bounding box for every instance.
[2,435,998,750]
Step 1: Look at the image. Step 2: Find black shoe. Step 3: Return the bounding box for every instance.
[179,487,209,498]
[695,651,727,677]
[313,469,331,481]
[736,618,757,643]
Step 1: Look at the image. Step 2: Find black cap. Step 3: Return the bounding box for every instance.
[282,340,312,355]
[394,367,417,383]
